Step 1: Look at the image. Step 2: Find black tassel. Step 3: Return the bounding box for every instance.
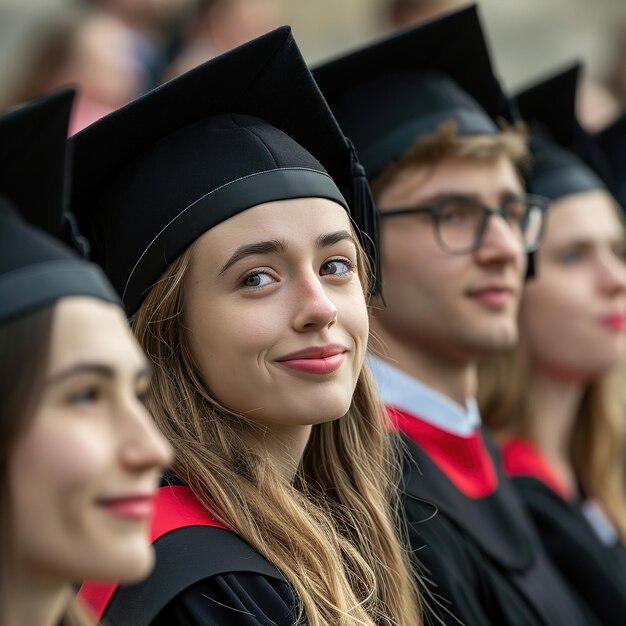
[525,250,536,281]
[347,139,382,298]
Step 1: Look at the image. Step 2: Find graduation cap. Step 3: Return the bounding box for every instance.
[596,109,626,210]
[0,89,119,324]
[313,4,513,179]
[71,26,379,317]
[515,63,609,200]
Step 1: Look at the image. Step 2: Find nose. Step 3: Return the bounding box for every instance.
[474,214,526,270]
[598,252,626,297]
[119,399,174,472]
[291,271,338,332]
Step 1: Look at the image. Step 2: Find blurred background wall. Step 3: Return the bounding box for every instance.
[1,0,624,132]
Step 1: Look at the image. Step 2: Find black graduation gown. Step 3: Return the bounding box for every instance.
[80,482,300,626]
[398,424,598,626]
[509,474,626,625]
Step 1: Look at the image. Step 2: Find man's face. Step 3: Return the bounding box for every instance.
[374,153,527,364]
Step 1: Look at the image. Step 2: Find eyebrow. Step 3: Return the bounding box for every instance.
[219,231,356,275]
[316,230,357,249]
[46,363,151,387]
[383,192,524,210]
[218,240,286,275]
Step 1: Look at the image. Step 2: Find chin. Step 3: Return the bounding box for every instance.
[290,406,351,426]
[112,546,155,584]
[462,323,518,355]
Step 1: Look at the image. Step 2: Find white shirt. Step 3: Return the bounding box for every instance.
[368,354,481,438]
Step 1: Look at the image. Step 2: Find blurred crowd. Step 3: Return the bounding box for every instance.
[1,0,624,133]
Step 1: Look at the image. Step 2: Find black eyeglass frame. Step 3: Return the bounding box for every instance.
[377,194,550,254]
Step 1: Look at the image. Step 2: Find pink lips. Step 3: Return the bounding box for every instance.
[98,495,155,521]
[276,345,347,375]
[467,287,513,308]
[603,313,626,331]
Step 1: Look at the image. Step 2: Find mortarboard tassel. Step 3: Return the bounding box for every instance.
[348,140,382,297]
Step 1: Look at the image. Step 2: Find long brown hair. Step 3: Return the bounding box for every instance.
[478,336,626,541]
[0,306,95,626]
[131,233,422,625]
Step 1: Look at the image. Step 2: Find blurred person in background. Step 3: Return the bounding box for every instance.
[596,108,626,211]
[315,6,596,625]
[166,0,283,78]
[0,2,144,132]
[383,0,463,30]
[0,90,172,626]
[608,24,626,104]
[88,0,193,88]
[479,65,626,626]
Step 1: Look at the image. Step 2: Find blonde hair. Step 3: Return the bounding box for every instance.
[130,235,422,625]
[479,338,626,541]
[371,120,529,199]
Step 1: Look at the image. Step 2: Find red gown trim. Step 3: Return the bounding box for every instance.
[389,405,498,499]
[77,484,227,620]
[500,437,573,501]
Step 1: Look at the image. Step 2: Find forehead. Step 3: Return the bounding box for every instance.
[49,297,144,372]
[192,197,352,257]
[543,191,624,247]
[377,153,523,207]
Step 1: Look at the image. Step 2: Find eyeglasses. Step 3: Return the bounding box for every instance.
[377,194,550,254]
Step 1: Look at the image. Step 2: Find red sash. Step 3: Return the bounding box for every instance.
[78,485,227,620]
[389,405,498,499]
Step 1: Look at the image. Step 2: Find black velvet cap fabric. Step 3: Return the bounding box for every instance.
[313,4,512,178]
[0,90,119,324]
[596,110,626,210]
[71,26,379,316]
[515,64,608,200]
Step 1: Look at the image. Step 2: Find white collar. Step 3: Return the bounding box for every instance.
[368,354,481,438]
[581,499,619,547]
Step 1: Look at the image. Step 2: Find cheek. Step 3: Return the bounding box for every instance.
[186,301,282,394]
[382,226,433,279]
[9,414,112,573]
[339,286,369,345]
[521,276,594,364]
[11,416,109,518]
[11,416,104,498]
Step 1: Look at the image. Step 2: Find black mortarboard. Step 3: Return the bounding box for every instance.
[71,27,379,316]
[515,64,609,200]
[0,90,119,324]
[313,5,513,179]
[596,110,626,210]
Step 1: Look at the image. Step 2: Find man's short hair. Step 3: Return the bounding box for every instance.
[371,120,529,199]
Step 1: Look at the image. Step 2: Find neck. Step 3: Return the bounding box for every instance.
[12,570,71,626]
[370,316,476,406]
[250,422,313,482]
[526,370,584,492]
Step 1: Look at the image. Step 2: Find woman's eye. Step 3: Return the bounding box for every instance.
[68,387,100,405]
[559,250,582,264]
[320,259,354,276]
[241,271,274,288]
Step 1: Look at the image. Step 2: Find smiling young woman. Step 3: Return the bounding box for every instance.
[0,91,172,626]
[72,28,422,626]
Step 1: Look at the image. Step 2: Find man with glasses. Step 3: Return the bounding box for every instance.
[315,6,596,625]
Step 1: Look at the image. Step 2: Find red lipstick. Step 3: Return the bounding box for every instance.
[276,345,347,375]
[98,495,155,521]
[603,313,626,331]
